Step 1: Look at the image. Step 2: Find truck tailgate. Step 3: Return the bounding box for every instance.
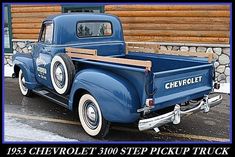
[153,64,213,110]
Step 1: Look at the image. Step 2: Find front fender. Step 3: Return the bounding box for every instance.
[69,69,140,123]
[13,53,39,89]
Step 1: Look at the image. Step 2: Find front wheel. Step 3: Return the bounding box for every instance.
[18,70,32,96]
[78,94,110,138]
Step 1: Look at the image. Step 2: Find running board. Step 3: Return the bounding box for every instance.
[33,88,69,109]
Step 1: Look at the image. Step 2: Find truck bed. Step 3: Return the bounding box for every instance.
[70,50,213,111]
[122,52,209,72]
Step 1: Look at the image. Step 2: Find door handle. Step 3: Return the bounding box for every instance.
[46,49,51,52]
[42,47,51,53]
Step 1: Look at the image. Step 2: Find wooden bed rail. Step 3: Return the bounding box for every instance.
[126,43,216,63]
[66,47,152,71]
[65,47,97,56]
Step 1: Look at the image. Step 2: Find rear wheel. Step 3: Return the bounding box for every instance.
[18,70,32,96]
[78,94,110,138]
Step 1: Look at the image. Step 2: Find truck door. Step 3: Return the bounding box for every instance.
[33,21,54,89]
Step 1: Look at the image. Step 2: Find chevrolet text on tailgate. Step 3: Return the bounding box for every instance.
[12,13,222,138]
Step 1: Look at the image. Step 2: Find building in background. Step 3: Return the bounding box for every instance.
[4,4,230,83]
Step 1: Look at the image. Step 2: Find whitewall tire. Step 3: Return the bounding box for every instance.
[78,94,110,138]
[18,70,31,96]
[50,53,75,95]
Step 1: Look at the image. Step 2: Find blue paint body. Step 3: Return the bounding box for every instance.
[12,13,214,123]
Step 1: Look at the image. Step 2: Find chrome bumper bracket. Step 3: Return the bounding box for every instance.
[172,104,180,124]
[200,95,210,113]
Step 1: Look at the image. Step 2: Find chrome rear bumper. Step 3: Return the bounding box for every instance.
[138,95,223,132]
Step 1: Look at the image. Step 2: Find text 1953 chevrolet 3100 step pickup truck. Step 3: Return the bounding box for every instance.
[12,13,222,138]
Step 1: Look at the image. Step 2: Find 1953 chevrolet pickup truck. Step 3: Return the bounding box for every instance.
[12,13,222,138]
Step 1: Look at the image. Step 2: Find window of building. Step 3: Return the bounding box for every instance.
[62,5,104,13]
[4,5,12,53]
[77,22,112,38]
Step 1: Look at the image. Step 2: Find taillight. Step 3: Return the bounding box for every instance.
[214,82,220,89]
[146,98,154,107]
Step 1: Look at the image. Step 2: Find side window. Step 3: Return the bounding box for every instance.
[40,24,46,42]
[39,23,53,44]
[77,22,112,38]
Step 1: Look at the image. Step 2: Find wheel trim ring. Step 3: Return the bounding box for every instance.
[53,62,65,89]
[83,100,99,130]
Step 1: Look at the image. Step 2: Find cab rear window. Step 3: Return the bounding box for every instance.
[77,22,112,38]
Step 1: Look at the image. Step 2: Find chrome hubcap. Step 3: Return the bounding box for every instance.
[22,77,25,84]
[87,106,96,122]
[55,66,63,82]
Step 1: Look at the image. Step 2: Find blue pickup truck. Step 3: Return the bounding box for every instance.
[12,13,222,138]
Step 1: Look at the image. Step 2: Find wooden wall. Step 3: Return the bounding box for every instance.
[105,5,230,44]
[11,4,230,44]
[11,5,61,39]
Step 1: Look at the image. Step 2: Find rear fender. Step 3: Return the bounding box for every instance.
[69,69,140,123]
[13,53,39,89]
